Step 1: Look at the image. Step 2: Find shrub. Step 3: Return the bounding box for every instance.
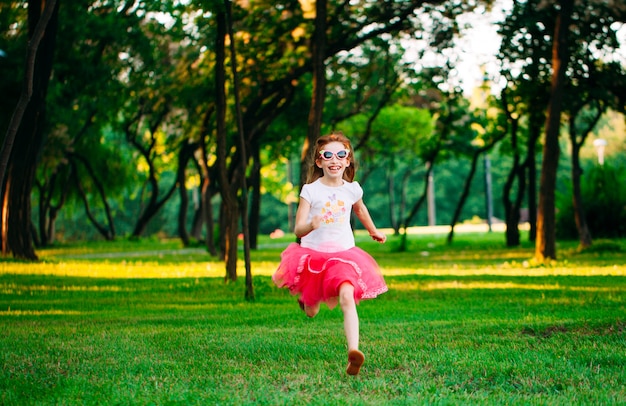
[556,163,626,239]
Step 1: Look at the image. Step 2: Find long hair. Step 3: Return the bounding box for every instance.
[306,131,357,183]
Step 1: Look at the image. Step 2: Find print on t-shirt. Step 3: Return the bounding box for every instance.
[321,193,347,225]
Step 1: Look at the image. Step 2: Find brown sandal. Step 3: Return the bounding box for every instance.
[346,349,365,375]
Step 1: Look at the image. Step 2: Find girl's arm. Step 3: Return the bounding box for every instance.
[353,199,386,243]
[294,198,322,238]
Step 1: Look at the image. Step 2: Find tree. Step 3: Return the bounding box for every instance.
[213,0,463,277]
[561,1,626,249]
[497,0,553,246]
[30,1,148,244]
[446,104,507,245]
[1,0,59,259]
[535,0,573,262]
[499,87,534,247]
[397,84,463,251]
[301,0,327,186]
[346,105,433,234]
[225,0,254,299]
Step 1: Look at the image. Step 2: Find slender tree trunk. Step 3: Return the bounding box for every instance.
[248,143,262,250]
[301,0,327,186]
[215,7,238,281]
[176,142,199,247]
[178,175,190,246]
[387,157,397,232]
[399,161,435,251]
[568,107,602,249]
[71,153,116,240]
[447,152,480,245]
[200,156,217,257]
[36,172,70,246]
[526,119,541,242]
[70,160,113,240]
[189,156,204,240]
[503,118,521,247]
[570,138,592,248]
[398,168,413,236]
[535,0,573,262]
[198,107,217,256]
[131,177,178,238]
[225,0,253,300]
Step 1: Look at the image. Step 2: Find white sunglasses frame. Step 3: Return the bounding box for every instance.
[319,149,350,160]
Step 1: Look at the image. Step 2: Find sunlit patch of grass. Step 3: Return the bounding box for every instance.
[380,265,626,277]
[0,309,82,316]
[389,280,626,292]
[0,261,222,279]
[0,282,130,294]
[6,233,622,281]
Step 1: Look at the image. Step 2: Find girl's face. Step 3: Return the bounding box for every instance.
[316,141,350,181]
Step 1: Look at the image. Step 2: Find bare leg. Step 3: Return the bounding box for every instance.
[339,282,359,351]
[339,282,364,375]
[303,302,320,318]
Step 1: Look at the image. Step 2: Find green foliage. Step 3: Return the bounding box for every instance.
[556,161,626,239]
[1,234,625,404]
[0,2,27,136]
[4,0,626,249]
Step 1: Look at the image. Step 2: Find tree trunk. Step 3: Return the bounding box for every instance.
[526,119,541,242]
[177,141,199,247]
[568,106,602,250]
[447,151,480,245]
[35,170,70,246]
[387,157,397,233]
[131,177,178,238]
[71,153,116,240]
[398,167,413,236]
[248,143,262,250]
[215,7,238,281]
[70,160,114,240]
[225,0,253,300]
[301,0,327,186]
[535,0,573,262]
[197,106,218,256]
[570,138,592,249]
[400,161,435,251]
[503,118,521,247]
[1,0,59,259]
[199,138,218,256]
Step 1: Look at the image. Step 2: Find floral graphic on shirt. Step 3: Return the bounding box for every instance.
[320,193,347,224]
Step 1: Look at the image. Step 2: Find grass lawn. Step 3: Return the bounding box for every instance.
[1,231,625,405]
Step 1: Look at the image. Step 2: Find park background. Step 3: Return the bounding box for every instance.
[0,0,625,268]
[1,1,625,404]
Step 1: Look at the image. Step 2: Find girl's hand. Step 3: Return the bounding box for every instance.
[310,215,322,231]
[370,230,386,243]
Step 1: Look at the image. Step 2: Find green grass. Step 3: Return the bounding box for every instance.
[1,232,625,405]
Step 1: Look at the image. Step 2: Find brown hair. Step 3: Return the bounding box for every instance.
[306,131,356,183]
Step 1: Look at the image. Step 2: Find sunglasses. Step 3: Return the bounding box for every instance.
[319,149,350,160]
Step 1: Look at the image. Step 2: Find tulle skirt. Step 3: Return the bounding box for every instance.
[272,243,388,309]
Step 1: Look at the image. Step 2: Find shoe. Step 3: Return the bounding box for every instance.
[298,298,305,311]
[346,349,365,376]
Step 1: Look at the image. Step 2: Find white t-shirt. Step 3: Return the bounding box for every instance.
[300,178,363,253]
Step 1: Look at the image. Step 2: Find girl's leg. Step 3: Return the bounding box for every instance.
[303,302,320,318]
[339,282,364,375]
[338,282,359,351]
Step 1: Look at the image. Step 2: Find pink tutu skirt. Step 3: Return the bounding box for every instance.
[272,243,388,309]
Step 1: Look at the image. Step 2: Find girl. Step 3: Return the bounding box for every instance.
[272,131,388,376]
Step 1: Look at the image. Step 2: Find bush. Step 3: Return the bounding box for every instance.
[556,163,626,239]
